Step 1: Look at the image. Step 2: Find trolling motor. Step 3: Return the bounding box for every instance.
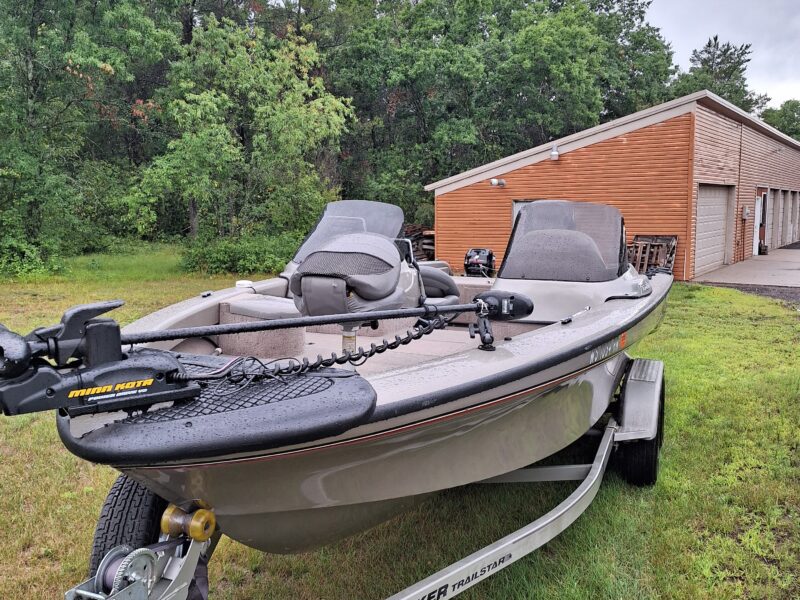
[0,291,532,417]
[0,301,199,417]
[470,291,532,350]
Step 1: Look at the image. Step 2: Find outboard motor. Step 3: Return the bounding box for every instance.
[464,248,496,277]
[290,232,423,357]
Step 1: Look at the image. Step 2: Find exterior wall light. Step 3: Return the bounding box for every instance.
[550,145,560,161]
[489,178,506,187]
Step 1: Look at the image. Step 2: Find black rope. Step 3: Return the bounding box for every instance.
[645,266,673,279]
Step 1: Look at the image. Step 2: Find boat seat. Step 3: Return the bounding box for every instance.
[226,295,300,320]
[291,233,408,316]
[419,266,460,308]
[219,295,305,358]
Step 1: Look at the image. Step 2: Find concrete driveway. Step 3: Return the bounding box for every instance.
[695,249,800,287]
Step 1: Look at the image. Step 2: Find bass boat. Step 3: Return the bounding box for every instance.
[0,199,671,599]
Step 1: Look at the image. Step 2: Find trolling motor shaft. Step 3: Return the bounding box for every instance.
[117,293,529,346]
[0,291,532,418]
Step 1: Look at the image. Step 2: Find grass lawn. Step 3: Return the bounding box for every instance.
[0,246,798,599]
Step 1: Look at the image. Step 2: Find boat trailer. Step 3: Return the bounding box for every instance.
[64,358,664,600]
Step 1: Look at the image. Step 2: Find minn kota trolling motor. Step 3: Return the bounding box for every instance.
[0,300,201,417]
[0,292,532,600]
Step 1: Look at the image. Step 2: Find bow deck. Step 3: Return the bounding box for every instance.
[57,353,377,466]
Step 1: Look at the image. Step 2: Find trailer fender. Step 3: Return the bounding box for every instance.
[616,358,664,443]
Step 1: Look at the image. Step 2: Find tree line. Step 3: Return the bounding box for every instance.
[0,0,795,275]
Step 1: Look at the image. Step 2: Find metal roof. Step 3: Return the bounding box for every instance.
[424,90,800,195]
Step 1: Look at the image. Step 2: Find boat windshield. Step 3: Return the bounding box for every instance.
[499,201,627,282]
[293,200,405,263]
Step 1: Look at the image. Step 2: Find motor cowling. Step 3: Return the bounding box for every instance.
[464,248,496,277]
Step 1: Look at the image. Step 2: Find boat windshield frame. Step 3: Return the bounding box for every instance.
[498,200,628,282]
[292,200,405,263]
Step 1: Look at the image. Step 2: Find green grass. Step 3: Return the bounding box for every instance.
[0,248,798,599]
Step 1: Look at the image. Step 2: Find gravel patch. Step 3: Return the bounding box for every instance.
[705,282,800,306]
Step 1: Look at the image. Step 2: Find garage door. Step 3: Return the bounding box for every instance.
[773,191,784,248]
[695,184,730,275]
[784,192,794,245]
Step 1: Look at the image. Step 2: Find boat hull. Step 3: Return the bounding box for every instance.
[124,353,624,553]
[114,270,670,554]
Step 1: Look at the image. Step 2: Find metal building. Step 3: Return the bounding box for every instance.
[425,91,800,280]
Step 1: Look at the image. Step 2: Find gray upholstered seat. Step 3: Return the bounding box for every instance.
[226,296,300,320]
[419,266,460,308]
[291,233,408,316]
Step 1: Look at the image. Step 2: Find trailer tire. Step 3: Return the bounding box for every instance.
[617,379,664,487]
[617,436,659,486]
[657,375,665,449]
[88,474,167,576]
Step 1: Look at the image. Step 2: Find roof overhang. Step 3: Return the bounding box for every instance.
[424,91,800,197]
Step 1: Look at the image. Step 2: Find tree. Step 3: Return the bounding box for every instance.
[327,0,609,223]
[129,16,352,239]
[0,1,178,273]
[588,0,674,120]
[762,100,800,141]
[671,35,769,113]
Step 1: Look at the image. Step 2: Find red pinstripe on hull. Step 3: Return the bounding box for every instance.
[137,351,624,471]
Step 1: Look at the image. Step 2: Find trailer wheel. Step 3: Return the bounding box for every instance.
[88,475,167,576]
[657,375,665,449]
[617,379,664,487]
[617,436,659,486]
[89,475,212,599]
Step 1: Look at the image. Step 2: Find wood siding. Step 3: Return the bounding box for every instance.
[435,114,694,279]
[693,105,800,276]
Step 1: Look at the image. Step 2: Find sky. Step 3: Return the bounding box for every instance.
[647,0,800,108]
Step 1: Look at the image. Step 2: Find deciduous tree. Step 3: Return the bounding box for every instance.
[762,100,800,141]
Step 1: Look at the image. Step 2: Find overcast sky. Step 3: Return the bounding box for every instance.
[647,0,800,107]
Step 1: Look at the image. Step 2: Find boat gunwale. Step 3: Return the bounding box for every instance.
[131,353,616,470]
[116,274,670,470]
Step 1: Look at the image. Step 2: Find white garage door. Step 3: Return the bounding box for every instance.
[773,191,784,248]
[695,184,730,275]
[783,192,794,245]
